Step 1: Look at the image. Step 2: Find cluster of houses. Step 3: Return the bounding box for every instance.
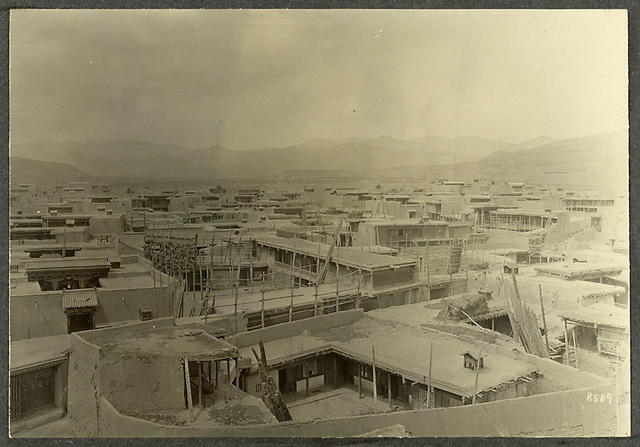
[8,179,628,437]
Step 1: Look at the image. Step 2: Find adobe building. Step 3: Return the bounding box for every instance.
[234,310,541,414]
[9,255,176,340]
[351,219,472,247]
[253,234,419,293]
[9,335,70,428]
[66,320,275,436]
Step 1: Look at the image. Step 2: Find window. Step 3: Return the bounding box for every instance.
[307,359,318,376]
[255,383,262,393]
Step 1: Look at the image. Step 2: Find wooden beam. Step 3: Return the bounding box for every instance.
[472,344,483,404]
[563,319,569,365]
[388,371,392,409]
[183,358,194,421]
[305,361,309,397]
[198,361,203,407]
[226,360,231,402]
[573,327,580,370]
[235,358,240,399]
[358,363,362,398]
[539,284,550,355]
[372,346,378,414]
[428,341,433,409]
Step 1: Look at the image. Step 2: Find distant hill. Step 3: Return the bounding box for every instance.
[9,132,627,196]
[10,136,516,180]
[381,130,628,195]
[10,157,93,185]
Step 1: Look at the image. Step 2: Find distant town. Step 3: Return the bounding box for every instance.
[8,7,629,440]
[8,174,629,436]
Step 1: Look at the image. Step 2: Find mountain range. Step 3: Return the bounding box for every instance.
[10,132,627,194]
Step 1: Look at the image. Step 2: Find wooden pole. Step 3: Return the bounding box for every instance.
[573,327,580,370]
[249,254,254,289]
[152,247,158,318]
[333,355,338,390]
[316,242,321,280]
[372,346,378,414]
[235,358,240,398]
[358,364,362,398]
[289,236,297,322]
[198,361,203,407]
[226,360,231,402]
[388,371,392,409]
[472,344,483,404]
[314,281,319,316]
[539,285,550,355]
[305,361,310,397]
[335,266,340,313]
[200,250,204,302]
[428,341,433,409]
[563,319,569,365]
[183,358,194,421]
[234,285,239,333]
[192,244,196,295]
[215,360,219,388]
[261,276,266,329]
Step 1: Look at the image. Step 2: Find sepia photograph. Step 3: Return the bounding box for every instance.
[7,8,630,438]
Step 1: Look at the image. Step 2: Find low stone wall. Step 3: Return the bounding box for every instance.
[98,383,617,437]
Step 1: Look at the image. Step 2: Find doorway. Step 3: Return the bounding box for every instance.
[67,312,94,333]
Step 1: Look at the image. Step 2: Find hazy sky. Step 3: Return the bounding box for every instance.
[10,9,628,150]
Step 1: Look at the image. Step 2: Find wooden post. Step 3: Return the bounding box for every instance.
[289,286,294,322]
[305,361,310,397]
[200,250,204,302]
[215,360,219,388]
[289,237,297,322]
[563,319,569,365]
[428,341,433,409]
[358,363,362,398]
[235,358,240,398]
[158,247,164,318]
[152,248,158,318]
[372,346,378,414]
[316,243,321,280]
[234,286,239,333]
[388,371,392,409]
[472,344,483,404]
[183,358,194,421]
[356,263,362,309]
[289,238,297,321]
[226,360,231,402]
[573,327,580,370]
[314,281,319,316]
[333,355,338,390]
[198,361,203,407]
[539,284,550,355]
[249,255,254,289]
[335,265,340,313]
[192,246,196,294]
[261,279,266,329]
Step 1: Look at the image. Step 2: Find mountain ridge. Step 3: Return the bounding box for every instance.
[10,131,627,191]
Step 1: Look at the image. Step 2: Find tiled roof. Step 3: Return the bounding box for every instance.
[62,289,98,309]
